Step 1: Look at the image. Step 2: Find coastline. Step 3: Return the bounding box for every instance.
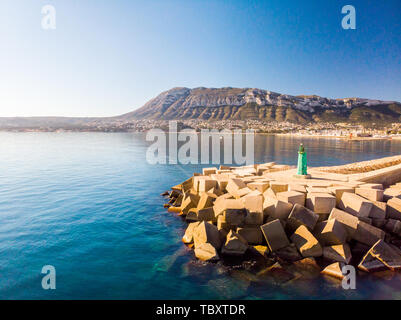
[275,133,393,141]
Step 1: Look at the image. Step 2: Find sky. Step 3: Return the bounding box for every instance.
[0,0,400,117]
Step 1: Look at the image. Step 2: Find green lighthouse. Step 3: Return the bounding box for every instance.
[297,143,308,176]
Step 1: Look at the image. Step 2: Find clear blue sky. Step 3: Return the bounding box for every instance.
[0,0,400,117]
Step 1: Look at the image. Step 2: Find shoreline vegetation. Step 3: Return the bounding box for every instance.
[162,157,401,283]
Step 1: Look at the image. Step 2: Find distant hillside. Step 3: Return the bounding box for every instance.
[121,87,401,123]
[0,87,400,130]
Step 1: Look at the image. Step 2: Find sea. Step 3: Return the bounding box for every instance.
[1,132,401,299]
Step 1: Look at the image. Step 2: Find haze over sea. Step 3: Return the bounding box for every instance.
[1,132,401,299]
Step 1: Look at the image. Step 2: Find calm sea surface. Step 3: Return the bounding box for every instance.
[1,132,401,299]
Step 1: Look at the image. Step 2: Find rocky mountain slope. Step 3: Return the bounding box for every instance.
[121,87,401,123]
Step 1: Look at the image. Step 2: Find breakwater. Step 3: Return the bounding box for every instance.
[163,158,401,282]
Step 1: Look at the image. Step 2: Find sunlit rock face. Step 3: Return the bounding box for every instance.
[123,87,399,121]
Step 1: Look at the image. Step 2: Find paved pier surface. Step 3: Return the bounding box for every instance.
[272,155,401,187]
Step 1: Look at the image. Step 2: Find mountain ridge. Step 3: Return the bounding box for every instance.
[120,87,401,123]
[0,87,400,129]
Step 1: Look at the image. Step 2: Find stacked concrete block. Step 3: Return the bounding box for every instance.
[162,160,401,279]
[276,191,306,206]
[338,192,373,217]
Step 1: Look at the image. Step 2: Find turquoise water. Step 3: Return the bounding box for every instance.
[1,132,401,299]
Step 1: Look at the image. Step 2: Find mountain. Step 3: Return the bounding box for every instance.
[121,87,401,123]
[0,87,400,130]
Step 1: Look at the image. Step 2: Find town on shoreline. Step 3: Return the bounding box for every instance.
[1,119,401,140]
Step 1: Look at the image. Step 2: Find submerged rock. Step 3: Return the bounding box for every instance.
[275,243,302,262]
[195,243,219,262]
[257,262,295,284]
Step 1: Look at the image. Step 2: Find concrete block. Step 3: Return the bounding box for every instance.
[242,194,263,225]
[247,182,269,193]
[194,243,219,261]
[167,206,182,214]
[224,208,246,227]
[289,184,307,194]
[181,193,200,215]
[245,211,264,226]
[393,182,401,189]
[384,219,401,236]
[210,175,229,191]
[217,215,230,231]
[307,181,332,188]
[275,243,302,262]
[362,239,401,271]
[186,208,199,222]
[358,251,387,273]
[237,227,263,244]
[372,218,387,228]
[321,262,345,279]
[317,218,347,245]
[181,177,194,193]
[292,257,321,277]
[384,188,401,202]
[358,216,372,224]
[291,225,323,257]
[236,187,252,198]
[323,244,352,264]
[338,192,373,217]
[198,178,218,193]
[263,187,277,199]
[306,187,330,194]
[225,178,247,197]
[328,186,355,205]
[193,221,222,250]
[213,198,244,218]
[221,230,248,256]
[252,245,270,257]
[202,167,217,176]
[276,191,305,206]
[317,213,329,222]
[306,192,336,214]
[360,183,383,190]
[328,208,359,239]
[197,207,215,221]
[260,219,290,252]
[287,204,319,231]
[193,175,207,192]
[369,200,387,219]
[352,220,385,246]
[270,182,288,194]
[182,222,201,243]
[387,197,401,220]
[197,193,217,210]
[263,198,293,221]
[356,188,384,202]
